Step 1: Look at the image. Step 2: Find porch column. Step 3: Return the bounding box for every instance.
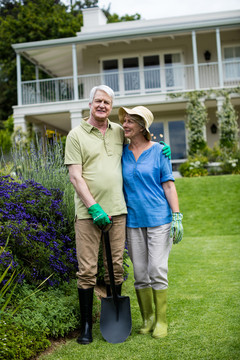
[216,97,224,112]
[33,123,45,137]
[70,109,82,129]
[200,98,207,141]
[13,113,27,133]
[216,97,224,133]
[16,53,22,105]
[72,44,79,101]
[216,28,224,88]
[191,31,199,89]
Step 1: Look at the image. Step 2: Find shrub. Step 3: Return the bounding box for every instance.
[0,162,14,176]
[220,151,240,174]
[200,144,222,163]
[0,116,14,155]
[179,155,208,177]
[0,314,50,360]
[0,175,77,286]
[13,280,100,339]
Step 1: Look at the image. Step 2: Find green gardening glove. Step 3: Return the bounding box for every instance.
[88,203,111,227]
[170,212,183,244]
[160,141,171,160]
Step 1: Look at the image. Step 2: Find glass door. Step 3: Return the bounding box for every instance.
[123,57,140,93]
[164,53,183,90]
[103,59,119,92]
[223,46,240,81]
[168,120,186,159]
[143,55,161,91]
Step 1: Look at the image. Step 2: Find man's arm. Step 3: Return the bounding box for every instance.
[68,164,111,226]
[68,164,96,208]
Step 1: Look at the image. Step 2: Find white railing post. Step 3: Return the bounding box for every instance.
[192,31,199,89]
[216,28,224,88]
[55,79,59,102]
[139,68,145,94]
[16,53,22,105]
[72,44,79,100]
[160,65,166,92]
[35,66,40,103]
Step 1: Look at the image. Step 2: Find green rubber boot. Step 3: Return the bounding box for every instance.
[152,289,168,338]
[136,287,155,334]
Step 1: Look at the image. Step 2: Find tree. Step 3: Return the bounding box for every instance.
[0,0,81,121]
[101,2,141,22]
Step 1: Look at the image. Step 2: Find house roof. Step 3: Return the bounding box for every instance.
[12,9,240,78]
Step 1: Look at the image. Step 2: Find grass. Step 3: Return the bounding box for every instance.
[38,175,240,360]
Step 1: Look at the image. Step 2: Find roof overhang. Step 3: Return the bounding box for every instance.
[11,10,240,78]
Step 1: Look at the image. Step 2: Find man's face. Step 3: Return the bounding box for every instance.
[89,90,112,122]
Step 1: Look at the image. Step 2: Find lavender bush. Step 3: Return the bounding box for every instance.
[0,175,77,286]
[12,133,75,223]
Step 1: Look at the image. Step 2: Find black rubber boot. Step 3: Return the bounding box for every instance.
[106,284,122,297]
[77,288,94,345]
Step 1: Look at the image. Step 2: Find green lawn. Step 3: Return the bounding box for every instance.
[38,175,240,360]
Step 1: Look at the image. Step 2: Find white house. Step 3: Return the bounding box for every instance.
[12,7,240,168]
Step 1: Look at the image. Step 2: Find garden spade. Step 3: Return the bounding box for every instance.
[100,222,132,344]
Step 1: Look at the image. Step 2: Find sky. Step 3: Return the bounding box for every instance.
[65,0,240,20]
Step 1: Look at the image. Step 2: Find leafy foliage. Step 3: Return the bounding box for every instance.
[0,314,50,360]
[186,92,208,155]
[178,155,208,177]
[0,115,14,154]
[217,94,239,153]
[13,280,85,338]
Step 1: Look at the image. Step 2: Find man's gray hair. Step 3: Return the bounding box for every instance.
[89,85,115,104]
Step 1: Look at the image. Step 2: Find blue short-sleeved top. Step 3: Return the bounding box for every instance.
[122,142,175,228]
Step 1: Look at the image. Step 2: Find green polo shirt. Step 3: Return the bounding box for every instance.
[64,118,127,219]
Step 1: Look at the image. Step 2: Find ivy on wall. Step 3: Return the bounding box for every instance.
[217,93,239,153]
[168,87,240,156]
[185,92,208,156]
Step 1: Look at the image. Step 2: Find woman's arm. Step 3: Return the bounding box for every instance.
[162,180,180,212]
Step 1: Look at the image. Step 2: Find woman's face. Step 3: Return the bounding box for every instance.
[122,114,143,139]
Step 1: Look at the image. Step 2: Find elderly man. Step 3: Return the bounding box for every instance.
[64,85,171,345]
[65,85,127,345]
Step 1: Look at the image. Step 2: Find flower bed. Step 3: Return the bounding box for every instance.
[0,175,77,286]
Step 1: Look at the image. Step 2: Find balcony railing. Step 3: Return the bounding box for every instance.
[21,60,240,105]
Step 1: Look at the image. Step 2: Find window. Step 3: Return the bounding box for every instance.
[123,57,140,92]
[103,59,119,92]
[168,121,186,159]
[101,52,183,94]
[149,122,164,142]
[143,55,161,90]
[224,46,240,80]
[164,53,183,89]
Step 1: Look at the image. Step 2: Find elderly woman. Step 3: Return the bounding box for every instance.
[118,106,183,339]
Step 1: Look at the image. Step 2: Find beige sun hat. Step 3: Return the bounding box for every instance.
[118,106,154,140]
